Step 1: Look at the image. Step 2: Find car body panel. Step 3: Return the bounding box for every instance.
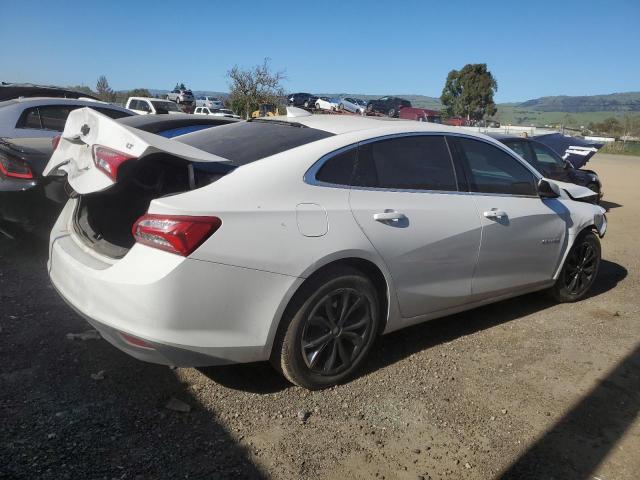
[45,113,607,367]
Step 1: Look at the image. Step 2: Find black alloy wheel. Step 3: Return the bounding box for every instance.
[301,288,372,376]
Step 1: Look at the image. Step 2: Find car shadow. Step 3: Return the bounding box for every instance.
[600,199,623,210]
[198,362,291,394]
[361,259,626,377]
[498,342,640,479]
[1,232,268,480]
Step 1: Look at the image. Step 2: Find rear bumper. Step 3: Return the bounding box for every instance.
[48,201,302,367]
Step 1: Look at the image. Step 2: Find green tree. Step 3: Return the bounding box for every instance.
[69,85,96,97]
[440,64,498,121]
[95,75,115,102]
[128,88,151,98]
[226,58,286,119]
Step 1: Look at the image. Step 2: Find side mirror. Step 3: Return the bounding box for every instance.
[538,178,560,198]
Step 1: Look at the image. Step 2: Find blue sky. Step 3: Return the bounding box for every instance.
[1,0,638,102]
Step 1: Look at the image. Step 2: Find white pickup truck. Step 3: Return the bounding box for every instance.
[125,97,184,115]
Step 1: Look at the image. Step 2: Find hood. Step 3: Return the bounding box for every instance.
[546,178,598,201]
[533,133,603,169]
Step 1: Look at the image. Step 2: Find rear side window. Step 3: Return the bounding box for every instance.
[38,106,75,131]
[17,108,42,129]
[354,135,457,191]
[316,148,357,185]
[178,120,334,166]
[455,137,537,196]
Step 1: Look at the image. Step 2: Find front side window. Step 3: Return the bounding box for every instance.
[354,135,457,191]
[531,142,565,173]
[504,140,535,164]
[455,137,537,196]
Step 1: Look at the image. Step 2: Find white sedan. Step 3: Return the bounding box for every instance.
[194,106,240,118]
[44,107,606,389]
[315,97,339,111]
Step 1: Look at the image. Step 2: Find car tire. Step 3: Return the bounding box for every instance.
[418,117,425,122]
[272,266,380,390]
[388,108,396,117]
[548,231,601,303]
[339,103,344,110]
[304,100,310,108]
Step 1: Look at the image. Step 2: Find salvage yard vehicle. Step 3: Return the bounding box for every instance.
[493,134,603,201]
[166,88,195,105]
[194,107,240,118]
[399,107,442,123]
[0,82,100,101]
[339,97,367,114]
[0,97,134,138]
[315,97,339,111]
[366,96,411,117]
[0,113,237,232]
[125,97,183,115]
[195,96,223,109]
[288,92,318,108]
[45,108,607,389]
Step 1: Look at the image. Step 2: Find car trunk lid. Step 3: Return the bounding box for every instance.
[43,107,230,194]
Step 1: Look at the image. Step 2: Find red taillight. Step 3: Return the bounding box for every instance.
[0,152,33,179]
[51,134,62,151]
[132,214,222,256]
[92,145,136,181]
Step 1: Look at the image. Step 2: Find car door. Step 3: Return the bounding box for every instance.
[450,136,568,299]
[348,134,481,318]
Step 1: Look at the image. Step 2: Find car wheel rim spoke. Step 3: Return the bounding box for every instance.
[301,288,373,376]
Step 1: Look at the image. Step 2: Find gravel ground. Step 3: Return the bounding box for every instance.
[1,153,638,480]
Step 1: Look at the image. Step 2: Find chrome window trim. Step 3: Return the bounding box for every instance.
[304,131,542,199]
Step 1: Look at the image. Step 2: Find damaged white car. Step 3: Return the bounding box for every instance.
[44,107,606,389]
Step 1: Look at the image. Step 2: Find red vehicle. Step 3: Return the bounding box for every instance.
[442,117,468,127]
[399,107,442,123]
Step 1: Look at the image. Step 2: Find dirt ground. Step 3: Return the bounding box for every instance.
[1,153,638,480]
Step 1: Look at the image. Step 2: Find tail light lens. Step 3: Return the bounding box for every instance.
[132,214,221,256]
[51,134,62,151]
[0,151,34,179]
[92,145,136,181]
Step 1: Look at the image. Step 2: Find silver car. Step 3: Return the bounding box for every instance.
[339,97,367,114]
[166,88,195,105]
[0,97,134,139]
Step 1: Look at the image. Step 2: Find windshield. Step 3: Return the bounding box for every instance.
[151,101,181,113]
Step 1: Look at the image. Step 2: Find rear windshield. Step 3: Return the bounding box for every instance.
[176,120,334,166]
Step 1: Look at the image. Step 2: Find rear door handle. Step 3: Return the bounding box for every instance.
[483,209,507,219]
[373,211,406,222]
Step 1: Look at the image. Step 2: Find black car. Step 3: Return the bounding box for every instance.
[0,82,99,102]
[287,92,318,108]
[366,96,412,117]
[491,134,603,201]
[0,115,239,235]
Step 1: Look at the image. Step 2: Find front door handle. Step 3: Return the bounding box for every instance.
[373,211,406,222]
[483,209,507,219]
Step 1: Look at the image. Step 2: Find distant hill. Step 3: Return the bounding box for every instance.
[518,92,640,113]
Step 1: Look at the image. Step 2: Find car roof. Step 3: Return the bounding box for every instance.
[486,133,531,142]
[0,97,132,112]
[260,113,474,136]
[117,113,238,132]
[128,97,173,102]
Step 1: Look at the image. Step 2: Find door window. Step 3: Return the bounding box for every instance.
[531,142,566,174]
[354,135,457,191]
[17,108,42,129]
[315,147,357,186]
[38,106,75,131]
[455,137,537,196]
